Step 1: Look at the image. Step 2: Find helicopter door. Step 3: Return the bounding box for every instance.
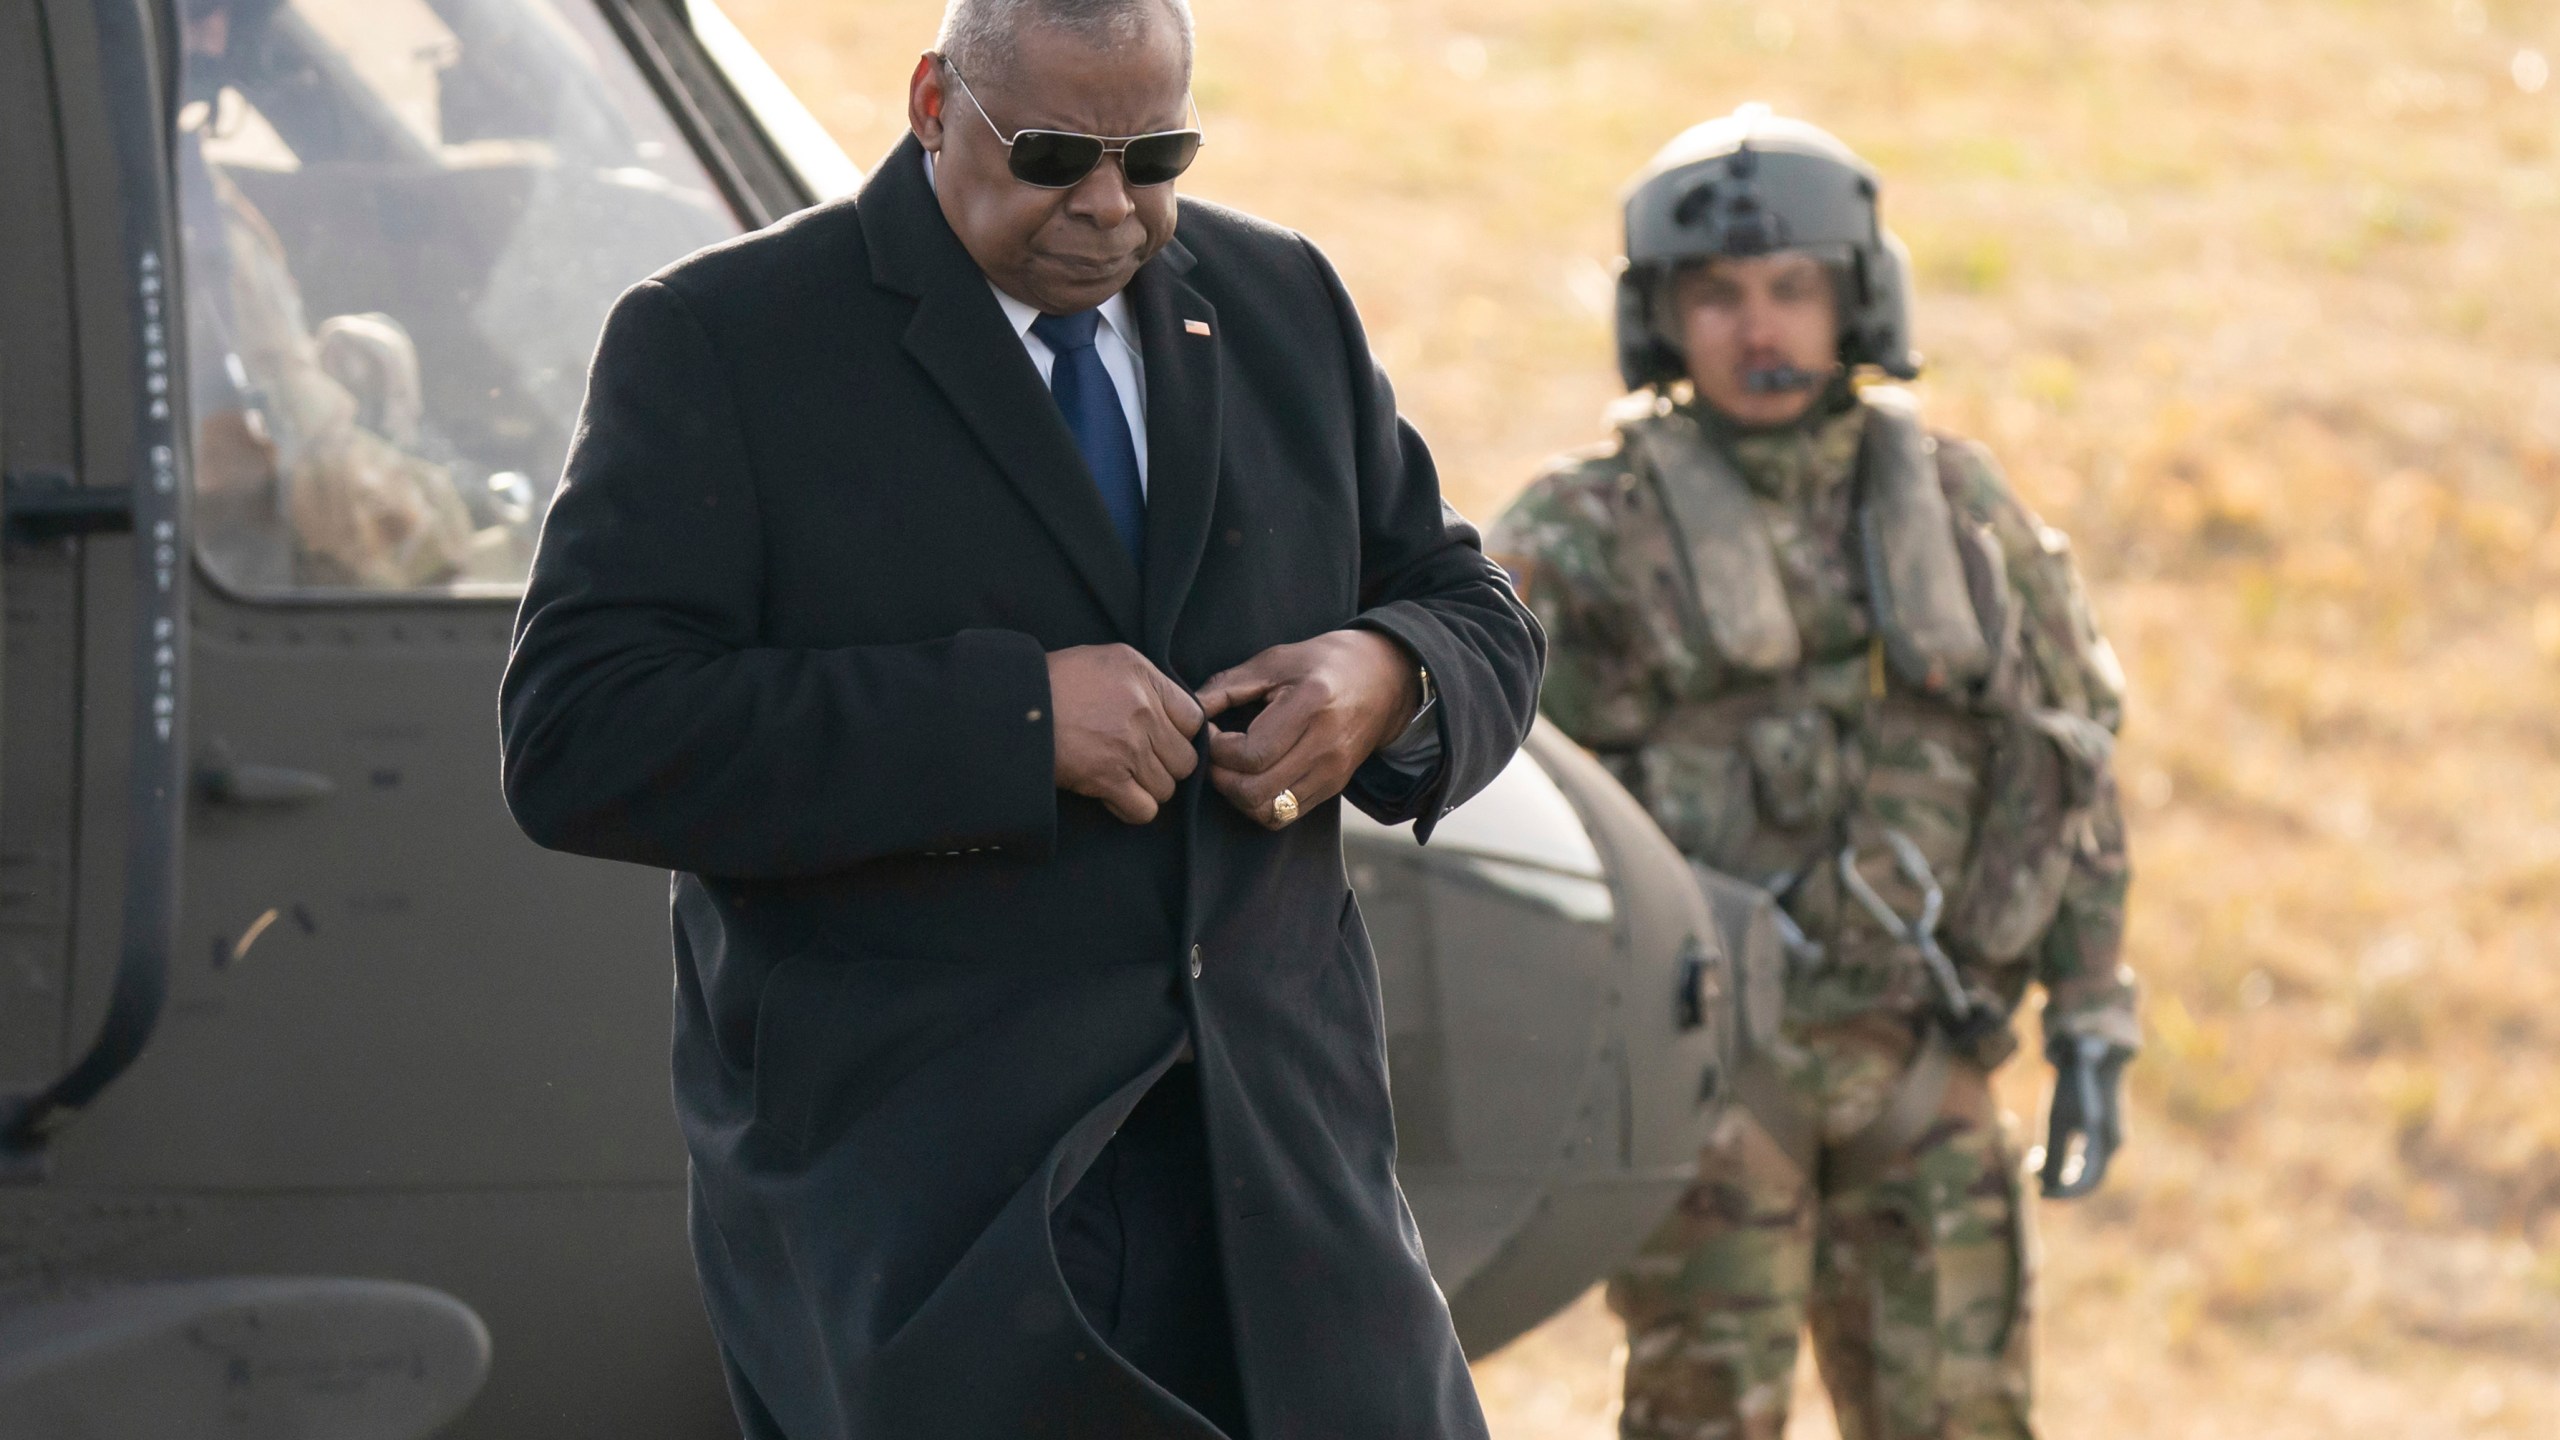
[0,0,82,1134]
[23,0,804,1430]
[62,0,760,1180]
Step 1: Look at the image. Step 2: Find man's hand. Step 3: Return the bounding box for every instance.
[1048,644,1204,825]
[2039,1033,2132,1200]
[1196,630,1422,831]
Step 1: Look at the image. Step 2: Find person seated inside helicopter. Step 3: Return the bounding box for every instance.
[174,0,739,593]
[179,0,498,592]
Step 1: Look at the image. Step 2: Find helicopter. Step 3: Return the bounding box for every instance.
[0,1,1737,1434]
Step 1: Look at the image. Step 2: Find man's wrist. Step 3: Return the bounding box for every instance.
[1349,628,1426,745]
[1388,663,1436,748]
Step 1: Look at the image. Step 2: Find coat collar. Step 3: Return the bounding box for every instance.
[860,135,1139,639]
[859,136,1221,664]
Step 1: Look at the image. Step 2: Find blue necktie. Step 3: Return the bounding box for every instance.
[1030,309,1146,564]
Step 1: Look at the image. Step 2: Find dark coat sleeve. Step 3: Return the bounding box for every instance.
[1295,236,1546,840]
[498,279,1057,878]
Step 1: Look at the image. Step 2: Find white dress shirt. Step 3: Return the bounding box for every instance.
[925,150,1151,494]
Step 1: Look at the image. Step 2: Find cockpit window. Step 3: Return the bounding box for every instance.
[175,0,745,597]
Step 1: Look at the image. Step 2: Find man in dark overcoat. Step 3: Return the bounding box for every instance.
[495,1,1543,1436]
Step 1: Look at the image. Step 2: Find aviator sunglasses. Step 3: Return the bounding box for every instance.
[941,58,1205,190]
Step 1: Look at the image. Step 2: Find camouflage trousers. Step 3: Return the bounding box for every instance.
[1608,1013,2036,1440]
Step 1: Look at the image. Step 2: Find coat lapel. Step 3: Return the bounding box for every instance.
[1127,242,1222,670]
[859,137,1143,639]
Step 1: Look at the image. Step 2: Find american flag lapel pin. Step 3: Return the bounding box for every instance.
[1184,319,1213,337]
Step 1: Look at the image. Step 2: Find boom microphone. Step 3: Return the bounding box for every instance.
[1743,365,1825,394]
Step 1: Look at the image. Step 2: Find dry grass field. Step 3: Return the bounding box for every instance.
[720,0,2560,1433]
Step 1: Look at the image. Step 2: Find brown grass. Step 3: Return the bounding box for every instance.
[721,0,2560,1433]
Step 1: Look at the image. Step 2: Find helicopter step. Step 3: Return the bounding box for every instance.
[0,1275,489,1440]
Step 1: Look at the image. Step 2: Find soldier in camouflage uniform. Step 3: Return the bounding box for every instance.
[1488,107,2140,1439]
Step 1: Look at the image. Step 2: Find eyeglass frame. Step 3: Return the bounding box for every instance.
[936,55,1206,190]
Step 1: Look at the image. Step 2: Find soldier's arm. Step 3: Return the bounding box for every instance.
[1941,440,2141,1051]
[1485,449,1668,754]
[2038,777,2140,1049]
[1939,439,2128,727]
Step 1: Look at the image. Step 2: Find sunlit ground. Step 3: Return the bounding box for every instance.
[725,0,2560,1433]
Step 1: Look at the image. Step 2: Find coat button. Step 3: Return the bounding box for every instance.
[1189,944,1204,979]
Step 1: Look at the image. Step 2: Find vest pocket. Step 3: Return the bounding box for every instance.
[1742,707,1844,831]
[1856,699,1988,899]
[1944,716,2081,964]
[1635,741,1757,871]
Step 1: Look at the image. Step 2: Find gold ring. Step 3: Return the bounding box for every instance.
[1270,789,1300,827]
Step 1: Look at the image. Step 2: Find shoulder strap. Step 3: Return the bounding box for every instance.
[1856,390,1991,696]
[1625,413,1801,674]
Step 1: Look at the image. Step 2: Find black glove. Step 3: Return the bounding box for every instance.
[2038,1033,2130,1199]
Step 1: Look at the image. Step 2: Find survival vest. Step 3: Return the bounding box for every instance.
[1618,389,2111,1014]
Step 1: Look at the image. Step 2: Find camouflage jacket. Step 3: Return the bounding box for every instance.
[1489,391,2138,1060]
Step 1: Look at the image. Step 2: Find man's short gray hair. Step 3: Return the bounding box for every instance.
[936,0,1196,88]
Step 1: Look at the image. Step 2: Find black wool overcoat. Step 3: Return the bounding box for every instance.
[498,137,1542,1440]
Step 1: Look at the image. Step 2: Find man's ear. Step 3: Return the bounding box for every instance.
[908,53,947,148]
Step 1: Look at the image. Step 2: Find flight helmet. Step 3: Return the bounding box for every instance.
[179,0,287,32]
[178,0,291,99]
[1616,104,1919,391]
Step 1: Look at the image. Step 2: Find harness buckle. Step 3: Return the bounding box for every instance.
[1836,829,1996,1038]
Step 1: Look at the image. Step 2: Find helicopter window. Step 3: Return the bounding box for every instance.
[176,0,745,597]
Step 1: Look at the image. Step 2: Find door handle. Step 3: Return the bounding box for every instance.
[198,745,337,806]
[2,468,135,543]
